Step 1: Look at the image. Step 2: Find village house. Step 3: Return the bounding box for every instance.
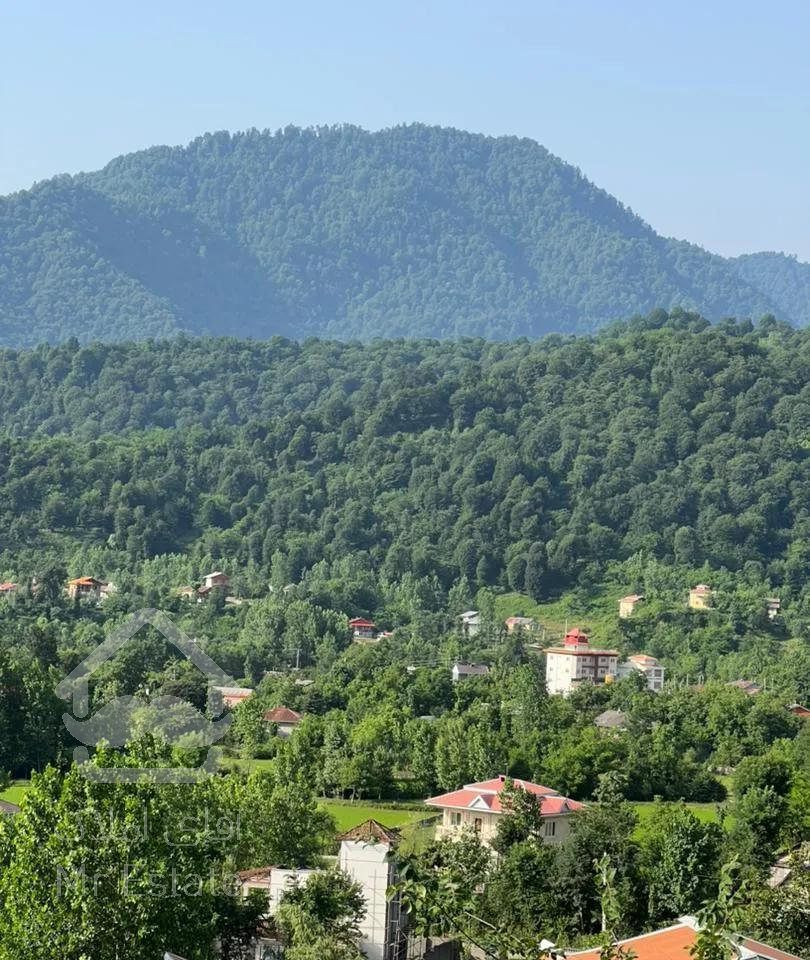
[565,915,803,960]
[202,570,229,591]
[211,685,254,710]
[594,709,628,731]
[0,582,18,597]
[349,616,376,640]
[688,584,713,610]
[729,679,762,696]
[451,661,490,682]
[426,775,583,847]
[0,800,20,817]
[458,610,481,637]
[766,597,781,620]
[67,576,114,601]
[618,594,644,618]
[263,706,302,738]
[504,616,538,633]
[617,653,665,692]
[196,571,230,599]
[788,702,810,718]
[545,628,619,696]
[233,820,406,960]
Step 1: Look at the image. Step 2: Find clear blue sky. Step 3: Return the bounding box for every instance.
[3,0,809,258]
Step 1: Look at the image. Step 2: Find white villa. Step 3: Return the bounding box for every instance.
[425,775,583,847]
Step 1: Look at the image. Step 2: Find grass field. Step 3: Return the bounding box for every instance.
[0,781,29,806]
[319,801,429,833]
[494,588,625,645]
[631,801,723,828]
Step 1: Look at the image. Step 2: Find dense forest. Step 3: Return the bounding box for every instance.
[2,311,810,597]
[1,315,809,958]
[1,124,809,347]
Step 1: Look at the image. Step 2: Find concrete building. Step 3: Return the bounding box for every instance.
[617,653,665,692]
[459,610,481,637]
[451,662,490,682]
[618,594,644,618]
[338,820,406,960]
[504,616,538,633]
[688,584,713,610]
[236,820,406,960]
[544,629,619,696]
[426,775,582,847]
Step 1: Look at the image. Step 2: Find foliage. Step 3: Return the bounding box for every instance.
[0,126,798,347]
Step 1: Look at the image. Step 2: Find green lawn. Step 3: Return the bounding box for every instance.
[320,800,429,833]
[631,800,724,830]
[0,781,29,806]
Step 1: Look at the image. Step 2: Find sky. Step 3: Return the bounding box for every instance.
[3,0,810,259]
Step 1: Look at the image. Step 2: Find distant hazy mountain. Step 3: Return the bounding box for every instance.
[731,252,810,327]
[0,124,805,346]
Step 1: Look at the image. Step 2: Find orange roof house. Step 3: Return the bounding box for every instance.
[67,576,107,600]
[566,916,804,960]
[263,706,302,738]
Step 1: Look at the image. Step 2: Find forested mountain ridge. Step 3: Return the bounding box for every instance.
[1,123,806,346]
[3,313,810,624]
[732,251,810,326]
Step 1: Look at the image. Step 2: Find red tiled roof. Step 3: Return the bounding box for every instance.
[348,617,375,628]
[68,576,104,586]
[788,703,810,717]
[566,921,803,960]
[568,922,698,960]
[263,707,302,724]
[425,776,583,816]
[620,594,644,602]
[0,582,17,592]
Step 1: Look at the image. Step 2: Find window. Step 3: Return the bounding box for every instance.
[450,812,462,826]
[474,818,483,833]
[544,820,556,838]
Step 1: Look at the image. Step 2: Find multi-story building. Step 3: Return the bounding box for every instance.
[545,628,619,695]
[426,775,583,847]
[617,653,665,692]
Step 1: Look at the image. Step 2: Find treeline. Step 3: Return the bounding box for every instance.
[2,314,810,598]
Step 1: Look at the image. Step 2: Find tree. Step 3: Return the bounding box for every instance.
[276,870,366,960]
[689,860,744,960]
[639,802,723,923]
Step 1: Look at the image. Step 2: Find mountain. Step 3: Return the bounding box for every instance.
[731,252,810,327]
[0,124,806,346]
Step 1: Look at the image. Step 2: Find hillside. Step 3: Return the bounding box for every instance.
[732,251,810,326]
[1,124,804,347]
[2,314,810,614]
